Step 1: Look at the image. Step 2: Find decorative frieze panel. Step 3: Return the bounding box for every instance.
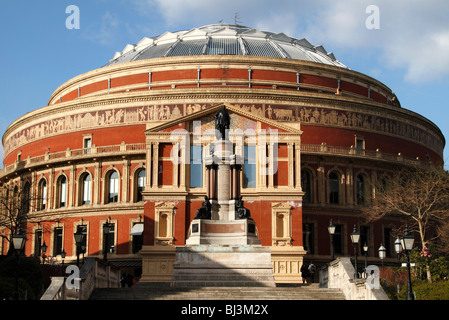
[4,102,443,158]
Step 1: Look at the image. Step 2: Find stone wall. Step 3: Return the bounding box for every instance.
[319,257,389,300]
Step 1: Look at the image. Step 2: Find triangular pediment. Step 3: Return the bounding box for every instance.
[144,103,302,135]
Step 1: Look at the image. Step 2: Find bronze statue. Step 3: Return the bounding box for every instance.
[194,196,212,219]
[214,106,230,140]
[235,195,252,220]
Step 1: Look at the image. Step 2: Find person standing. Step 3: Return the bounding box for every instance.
[308,262,316,283]
[300,263,309,284]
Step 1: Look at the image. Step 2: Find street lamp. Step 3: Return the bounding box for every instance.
[74,230,85,267]
[12,232,26,251]
[12,230,26,300]
[60,249,66,276]
[394,237,402,259]
[61,249,66,260]
[350,225,360,279]
[401,225,415,301]
[41,241,48,263]
[378,244,386,270]
[363,242,368,274]
[328,219,336,261]
[41,241,48,254]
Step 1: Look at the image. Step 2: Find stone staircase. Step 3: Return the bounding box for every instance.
[89,283,346,300]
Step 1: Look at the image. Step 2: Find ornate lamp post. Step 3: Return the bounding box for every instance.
[378,244,386,270]
[363,242,368,274]
[350,225,360,279]
[12,230,26,300]
[60,249,66,276]
[328,220,336,261]
[41,241,48,263]
[400,226,415,301]
[74,230,85,267]
[394,237,402,261]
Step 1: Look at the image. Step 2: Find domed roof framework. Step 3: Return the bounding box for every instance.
[106,24,347,68]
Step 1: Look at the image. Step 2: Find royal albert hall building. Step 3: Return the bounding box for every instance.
[0,24,445,283]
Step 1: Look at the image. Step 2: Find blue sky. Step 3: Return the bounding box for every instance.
[1,0,449,168]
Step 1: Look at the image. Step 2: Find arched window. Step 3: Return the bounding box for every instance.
[329,172,339,204]
[81,174,91,205]
[136,169,146,202]
[108,171,119,203]
[38,179,47,210]
[356,174,365,205]
[57,176,67,208]
[301,169,312,204]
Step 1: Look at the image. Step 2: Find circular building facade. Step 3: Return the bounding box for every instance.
[0,24,445,283]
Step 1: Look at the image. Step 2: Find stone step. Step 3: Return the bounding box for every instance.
[171,272,276,286]
[89,284,346,300]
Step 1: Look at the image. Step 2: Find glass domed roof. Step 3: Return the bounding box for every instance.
[105,24,347,68]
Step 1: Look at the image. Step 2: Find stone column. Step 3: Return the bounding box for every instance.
[48,168,54,210]
[94,162,101,205]
[214,140,233,221]
[122,159,130,203]
[69,165,75,207]
[145,144,152,188]
[152,142,159,188]
[295,141,302,190]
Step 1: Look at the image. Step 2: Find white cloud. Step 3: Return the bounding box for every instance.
[82,11,121,46]
[303,0,449,83]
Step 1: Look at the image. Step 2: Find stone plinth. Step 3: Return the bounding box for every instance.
[271,245,307,283]
[171,244,276,287]
[186,219,260,246]
[139,245,176,282]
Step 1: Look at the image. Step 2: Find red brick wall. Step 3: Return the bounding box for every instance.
[3,124,146,166]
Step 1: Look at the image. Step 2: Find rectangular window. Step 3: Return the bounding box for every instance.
[53,227,63,256]
[334,225,343,255]
[132,223,144,253]
[243,145,256,188]
[104,223,115,253]
[355,136,365,156]
[360,226,369,255]
[190,145,203,188]
[84,137,92,154]
[302,223,314,254]
[35,230,42,257]
[384,228,392,257]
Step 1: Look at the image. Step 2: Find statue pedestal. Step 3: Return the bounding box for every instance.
[186,219,260,246]
[176,219,274,287]
[171,244,276,287]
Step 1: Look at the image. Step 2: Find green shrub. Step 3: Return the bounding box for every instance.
[397,280,449,300]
